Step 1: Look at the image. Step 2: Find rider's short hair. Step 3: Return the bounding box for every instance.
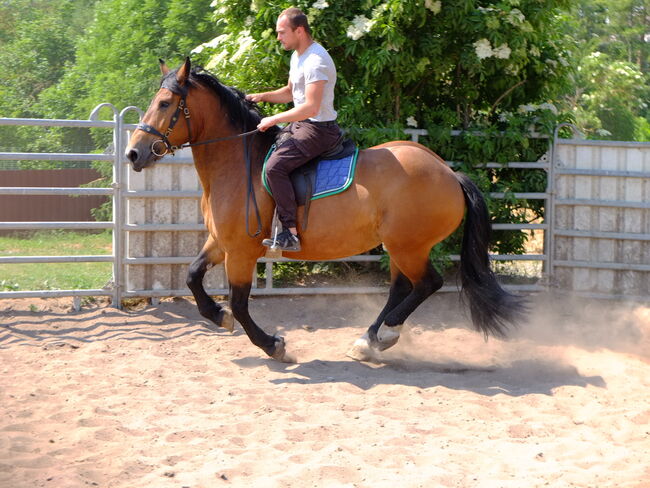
[279,7,312,36]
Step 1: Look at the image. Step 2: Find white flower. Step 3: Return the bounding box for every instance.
[493,44,511,59]
[425,0,442,14]
[507,8,525,25]
[406,116,418,128]
[312,0,329,9]
[530,46,540,57]
[473,38,493,59]
[346,15,374,40]
[231,30,255,61]
[539,103,558,114]
[518,104,537,113]
[191,34,229,54]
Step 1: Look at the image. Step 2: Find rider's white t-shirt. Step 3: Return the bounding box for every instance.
[289,42,337,122]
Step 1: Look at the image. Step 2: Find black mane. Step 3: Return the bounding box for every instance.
[161,66,279,138]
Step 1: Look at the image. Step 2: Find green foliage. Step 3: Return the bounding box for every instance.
[38,0,217,133]
[197,0,572,131]
[564,0,650,140]
[0,0,99,154]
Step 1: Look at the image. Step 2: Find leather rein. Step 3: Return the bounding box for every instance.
[134,83,263,237]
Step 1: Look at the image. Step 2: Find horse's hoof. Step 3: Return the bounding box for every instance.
[218,307,234,332]
[375,324,403,351]
[346,333,374,362]
[268,336,294,363]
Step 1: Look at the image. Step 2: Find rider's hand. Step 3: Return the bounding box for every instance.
[246,93,264,103]
[257,116,278,132]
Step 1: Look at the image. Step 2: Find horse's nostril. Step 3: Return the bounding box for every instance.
[126,148,139,163]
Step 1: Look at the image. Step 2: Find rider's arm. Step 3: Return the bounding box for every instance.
[257,80,325,131]
[246,83,293,104]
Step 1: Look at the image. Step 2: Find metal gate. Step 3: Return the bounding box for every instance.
[548,125,650,300]
[5,107,640,307]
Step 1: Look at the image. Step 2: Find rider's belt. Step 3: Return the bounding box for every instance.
[303,119,338,127]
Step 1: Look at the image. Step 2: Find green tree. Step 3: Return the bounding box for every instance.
[0,0,98,155]
[37,0,216,127]
[565,0,650,140]
[195,0,572,132]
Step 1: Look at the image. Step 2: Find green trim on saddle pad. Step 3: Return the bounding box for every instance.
[262,145,360,201]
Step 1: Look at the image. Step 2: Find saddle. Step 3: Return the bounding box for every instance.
[262,133,358,230]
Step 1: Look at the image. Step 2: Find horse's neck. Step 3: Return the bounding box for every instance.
[190,135,273,196]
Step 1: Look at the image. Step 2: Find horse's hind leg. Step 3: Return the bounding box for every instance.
[349,251,443,359]
[386,257,442,321]
[186,235,234,332]
[347,262,412,360]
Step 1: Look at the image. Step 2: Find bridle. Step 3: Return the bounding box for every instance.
[134,77,263,237]
[135,81,259,157]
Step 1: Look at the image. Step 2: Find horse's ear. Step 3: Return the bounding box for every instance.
[159,59,169,75]
[176,57,191,86]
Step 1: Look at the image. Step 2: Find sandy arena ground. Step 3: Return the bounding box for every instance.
[1,292,649,488]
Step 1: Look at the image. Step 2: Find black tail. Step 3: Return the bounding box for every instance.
[455,172,527,338]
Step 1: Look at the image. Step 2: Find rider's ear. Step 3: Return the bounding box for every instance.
[176,57,191,87]
[159,58,169,75]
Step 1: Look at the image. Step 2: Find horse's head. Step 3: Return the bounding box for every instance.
[125,58,194,172]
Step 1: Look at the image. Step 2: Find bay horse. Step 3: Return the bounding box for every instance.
[125,58,526,362]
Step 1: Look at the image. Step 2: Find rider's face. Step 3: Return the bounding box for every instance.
[276,15,299,51]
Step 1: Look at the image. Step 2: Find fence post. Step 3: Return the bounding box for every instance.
[548,123,583,291]
[117,106,144,306]
[90,103,123,308]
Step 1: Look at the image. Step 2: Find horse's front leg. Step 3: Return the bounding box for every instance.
[186,235,234,332]
[225,252,289,362]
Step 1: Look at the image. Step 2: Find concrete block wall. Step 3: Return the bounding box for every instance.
[553,141,650,297]
[125,148,226,294]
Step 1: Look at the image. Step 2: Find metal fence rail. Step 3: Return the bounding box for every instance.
[0,105,124,307]
[1,106,550,307]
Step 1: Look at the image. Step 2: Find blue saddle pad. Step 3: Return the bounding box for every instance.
[262,146,359,202]
[312,150,359,198]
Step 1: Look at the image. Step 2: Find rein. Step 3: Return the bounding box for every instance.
[135,87,263,238]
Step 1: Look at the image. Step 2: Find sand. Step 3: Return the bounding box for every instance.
[1,293,649,488]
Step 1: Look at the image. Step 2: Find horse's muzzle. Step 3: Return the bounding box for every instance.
[125,147,148,172]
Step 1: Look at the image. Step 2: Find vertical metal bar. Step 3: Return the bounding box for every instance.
[544,133,556,289]
[111,105,123,309]
[90,103,122,308]
[547,123,583,291]
[117,106,144,306]
[265,261,274,290]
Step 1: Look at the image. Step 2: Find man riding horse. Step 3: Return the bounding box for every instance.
[247,7,340,252]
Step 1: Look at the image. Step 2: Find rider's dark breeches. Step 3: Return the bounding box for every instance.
[265,120,340,229]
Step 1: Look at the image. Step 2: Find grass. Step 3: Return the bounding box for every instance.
[0,230,113,291]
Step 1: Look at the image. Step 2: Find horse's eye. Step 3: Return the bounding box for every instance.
[159,101,170,109]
